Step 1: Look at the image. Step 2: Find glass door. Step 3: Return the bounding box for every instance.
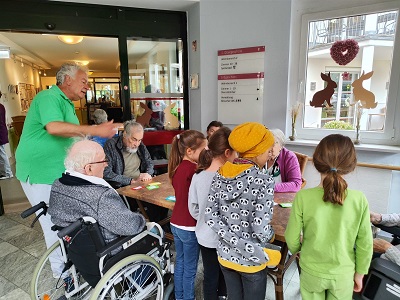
[127,38,184,131]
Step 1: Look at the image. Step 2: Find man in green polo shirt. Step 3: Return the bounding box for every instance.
[16,62,118,278]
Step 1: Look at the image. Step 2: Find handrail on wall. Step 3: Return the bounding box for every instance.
[305,156,400,171]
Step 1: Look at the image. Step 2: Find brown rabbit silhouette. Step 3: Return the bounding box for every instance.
[136,102,153,128]
[351,71,377,109]
[310,72,337,107]
[164,102,180,130]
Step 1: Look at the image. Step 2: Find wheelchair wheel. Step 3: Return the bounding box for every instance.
[31,241,92,300]
[90,254,164,300]
[163,283,175,300]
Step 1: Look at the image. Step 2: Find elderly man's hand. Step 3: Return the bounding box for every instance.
[370,212,382,224]
[373,238,392,253]
[139,173,152,182]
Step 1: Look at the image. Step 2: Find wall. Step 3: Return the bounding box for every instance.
[188,2,201,131]
[0,59,41,157]
[190,0,291,132]
[40,77,56,90]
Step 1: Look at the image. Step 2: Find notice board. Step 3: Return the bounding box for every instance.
[218,46,265,124]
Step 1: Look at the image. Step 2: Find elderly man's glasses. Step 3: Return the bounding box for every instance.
[84,158,108,168]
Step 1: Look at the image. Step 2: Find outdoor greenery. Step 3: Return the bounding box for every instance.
[322,120,354,130]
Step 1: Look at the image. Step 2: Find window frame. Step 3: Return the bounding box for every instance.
[295,2,400,145]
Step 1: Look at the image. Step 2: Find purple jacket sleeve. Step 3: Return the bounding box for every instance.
[275,147,302,193]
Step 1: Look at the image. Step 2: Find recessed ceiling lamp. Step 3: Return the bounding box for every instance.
[58,35,84,45]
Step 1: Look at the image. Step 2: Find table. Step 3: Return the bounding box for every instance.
[117,174,297,300]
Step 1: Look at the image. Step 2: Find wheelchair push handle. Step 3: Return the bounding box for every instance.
[21,201,47,219]
[57,219,83,239]
[21,201,49,228]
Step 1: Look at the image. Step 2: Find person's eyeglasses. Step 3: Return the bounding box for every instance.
[84,158,108,168]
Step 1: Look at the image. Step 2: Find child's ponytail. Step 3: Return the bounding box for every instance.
[168,130,206,181]
[313,134,357,205]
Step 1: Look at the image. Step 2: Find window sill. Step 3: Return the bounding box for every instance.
[286,139,400,154]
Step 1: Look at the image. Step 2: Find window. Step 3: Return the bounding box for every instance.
[127,39,184,130]
[296,3,400,144]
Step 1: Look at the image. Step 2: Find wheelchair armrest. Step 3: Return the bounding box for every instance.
[370,257,400,283]
[375,224,400,238]
[97,235,133,258]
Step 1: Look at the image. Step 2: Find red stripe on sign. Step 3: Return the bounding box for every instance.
[218,73,264,80]
[218,46,265,56]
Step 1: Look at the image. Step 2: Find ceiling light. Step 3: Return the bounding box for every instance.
[0,48,10,59]
[58,35,84,45]
[74,60,89,66]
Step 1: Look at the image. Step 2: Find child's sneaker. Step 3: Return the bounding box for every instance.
[63,275,75,293]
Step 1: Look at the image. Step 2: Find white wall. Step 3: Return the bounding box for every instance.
[0,59,41,157]
[190,0,291,132]
[188,2,202,131]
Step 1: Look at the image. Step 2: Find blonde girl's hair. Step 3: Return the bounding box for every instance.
[313,134,357,205]
[168,130,206,181]
[196,126,232,173]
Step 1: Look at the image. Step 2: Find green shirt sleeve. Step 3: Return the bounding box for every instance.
[355,197,373,274]
[285,192,303,254]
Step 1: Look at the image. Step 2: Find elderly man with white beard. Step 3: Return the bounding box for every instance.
[104,120,153,187]
[104,121,169,222]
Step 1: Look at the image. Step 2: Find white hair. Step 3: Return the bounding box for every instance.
[64,139,99,171]
[93,109,108,124]
[56,62,88,85]
[270,128,287,147]
[124,120,143,136]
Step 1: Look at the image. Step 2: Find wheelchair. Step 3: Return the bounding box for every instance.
[21,201,175,300]
[354,222,400,300]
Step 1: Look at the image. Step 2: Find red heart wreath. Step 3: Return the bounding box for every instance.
[330,39,359,66]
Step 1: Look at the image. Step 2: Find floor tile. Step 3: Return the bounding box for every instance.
[0,250,38,293]
[0,287,30,300]
[0,217,20,233]
[6,228,44,250]
[1,224,32,241]
[0,275,17,297]
[284,279,302,299]
[21,238,47,258]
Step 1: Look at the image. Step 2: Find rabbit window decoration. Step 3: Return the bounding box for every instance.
[136,102,153,128]
[351,71,377,109]
[309,72,337,108]
[164,102,180,130]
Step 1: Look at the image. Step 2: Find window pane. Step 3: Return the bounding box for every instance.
[303,10,397,132]
[127,39,184,130]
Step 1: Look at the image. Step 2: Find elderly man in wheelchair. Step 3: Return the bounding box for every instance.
[23,139,173,300]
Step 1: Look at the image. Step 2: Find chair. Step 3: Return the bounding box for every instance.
[11,115,26,138]
[293,151,308,189]
[355,223,400,300]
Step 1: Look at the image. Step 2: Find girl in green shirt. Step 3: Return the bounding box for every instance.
[285,134,373,300]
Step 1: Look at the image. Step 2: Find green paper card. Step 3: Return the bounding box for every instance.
[279,203,292,208]
[146,185,160,190]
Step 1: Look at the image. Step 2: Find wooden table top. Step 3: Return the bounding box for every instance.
[117,173,296,241]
